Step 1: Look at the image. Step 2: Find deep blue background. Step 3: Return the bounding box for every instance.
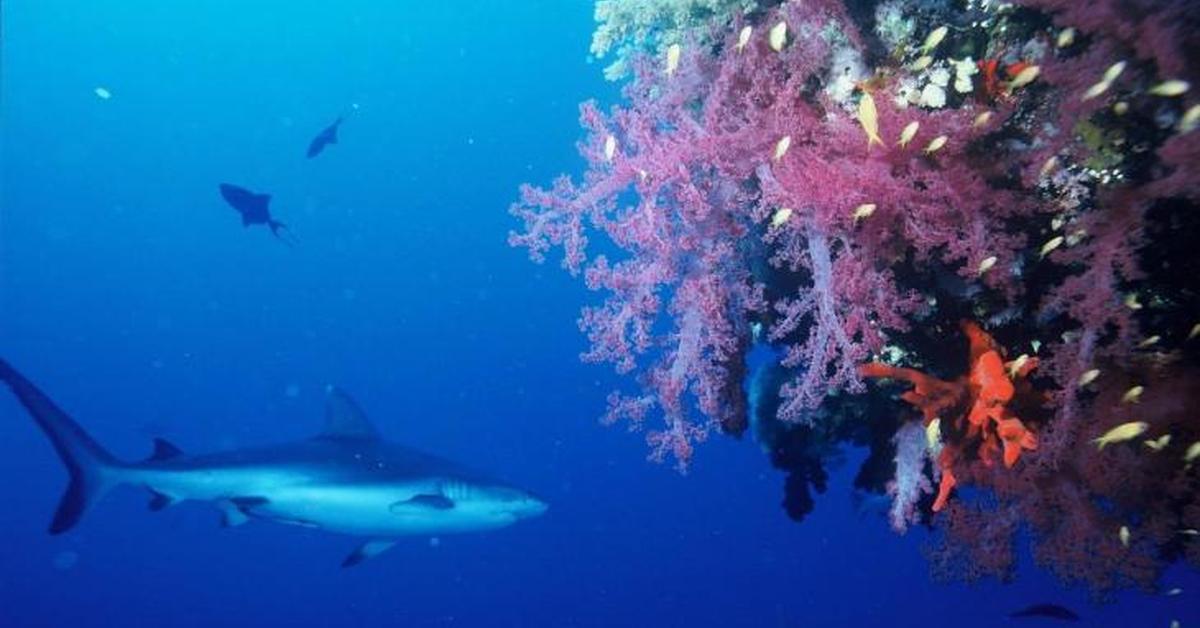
[1,1,1196,626]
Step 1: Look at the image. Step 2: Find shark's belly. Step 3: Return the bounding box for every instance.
[247,484,516,537]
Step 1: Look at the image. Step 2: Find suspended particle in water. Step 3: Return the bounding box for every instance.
[53,550,79,570]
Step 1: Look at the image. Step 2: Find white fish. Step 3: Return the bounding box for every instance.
[1180,105,1200,133]
[1056,28,1076,48]
[771,207,793,227]
[973,110,993,129]
[978,256,997,274]
[769,21,787,52]
[1007,65,1040,91]
[1093,421,1149,449]
[1149,80,1190,97]
[773,135,792,161]
[910,55,933,72]
[1040,235,1064,257]
[1103,61,1127,84]
[604,135,617,161]
[897,121,919,147]
[922,26,948,54]
[924,135,947,154]
[1119,525,1131,548]
[1078,369,1100,387]
[736,26,752,52]
[665,44,682,76]
[94,87,112,100]
[1121,385,1144,404]
[852,203,877,223]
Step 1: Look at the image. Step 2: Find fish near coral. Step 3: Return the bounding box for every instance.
[857,92,883,149]
[1093,422,1149,449]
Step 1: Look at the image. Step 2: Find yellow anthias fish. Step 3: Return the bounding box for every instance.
[1137,335,1161,348]
[1181,105,1200,133]
[1119,525,1131,548]
[922,26,948,54]
[924,135,948,154]
[771,207,793,228]
[857,92,883,148]
[1082,80,1112,101]
[1093,421,1149,449]
[1144,434,1172,451]
[1149,80,1190,97]
[1124,293,1143,310]
[926,418,942,452]
[736,25,752,52]
[973,110,993,129]
[604,135,617,162]
[910,55,933,71]
[1078,368,1101,387]
[1040,156,1059,178]
[773,135,792,161]
[1121,385,1144,404]
[852,203,877,224]
[665,43,682,76]
[1006,354,1030,378]
[1103,61,1127,83]
[898,121,919,147]
[1040,235,1064,258]
[769,20,787,52]
[1189,322,1200,340]
[1185,441,1200,467]
[1007,65,1041,92]
[978,256,997,274]
[1056,28,1076,48]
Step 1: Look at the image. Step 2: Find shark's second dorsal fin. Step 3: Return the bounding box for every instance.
[320,386,380,440]
[147,438,183,461]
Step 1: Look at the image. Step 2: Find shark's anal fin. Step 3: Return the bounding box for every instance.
[146,438,183,462]
[148,490,177,511]
[217,500,250,527]
[342,539,396,568]
[391,494,455,512]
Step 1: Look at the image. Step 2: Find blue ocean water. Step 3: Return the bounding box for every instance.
[1,1,1196,626]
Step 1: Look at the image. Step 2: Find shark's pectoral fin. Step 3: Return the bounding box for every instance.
[217,500,249,527]
[342,539,396,568]
[147,490,177,511]
[390,494,455,512]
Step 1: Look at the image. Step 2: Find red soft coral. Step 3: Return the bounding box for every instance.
[861,321,1040,511]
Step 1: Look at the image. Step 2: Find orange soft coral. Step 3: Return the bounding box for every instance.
[860,321,1039,511]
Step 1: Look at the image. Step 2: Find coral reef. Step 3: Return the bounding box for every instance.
[513,0,1200,593]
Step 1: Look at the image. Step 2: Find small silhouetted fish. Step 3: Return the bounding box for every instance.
[218,183,295,245]
[306,116,343,158]
[1010,603,1080,621]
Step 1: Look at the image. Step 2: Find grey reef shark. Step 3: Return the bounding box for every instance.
[0,358,547,567]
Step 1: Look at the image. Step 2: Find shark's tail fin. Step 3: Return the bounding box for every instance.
[0,358,121,534]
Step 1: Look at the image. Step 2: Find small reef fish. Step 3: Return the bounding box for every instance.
[1082,61,1126,101]
[1093,421,1149,449]
[1056,28,1076,48]
[852,203,877,223]
[1040,235,1064,257]
[1119,525,1131,548]
[1009,603,1080,621]
[897,121,919,147]
[1149,80,1190,97]
[604,135,617,161]
[978,256,997,274]
[774,135,791,161]
[1040,156,1059,178]
[1078,369,1100,387]
[973,110,993,129]
[93,86,112,100]
[665,43,681,76]
[1181,105,1200,133]
[1185,441,1200,467]
[924,135,947,154]
[857,92,883,148]
[768,21,787,52]
[1121,385,1144,404]
[1188,322,1200,340]
[770,207,793,227]
[910,55,933,71]
[1180,529,1200,536]
[1103,61,1128,84]
[1124,293,1143,310]
[1006,354,1030,378]
[736,25,752,52]
[1165,588,1183,596]
[926,418,942,451]
[1137,335,1161,348]
[1007,65,1041,92]
[922,26,948,54]
[1144,434,1172,451]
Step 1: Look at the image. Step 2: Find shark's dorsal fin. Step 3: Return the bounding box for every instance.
[320,386,380,440]
[147,438,183,461]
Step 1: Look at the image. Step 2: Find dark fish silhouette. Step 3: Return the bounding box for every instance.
[1010,603,1081,621]
[218,183,294,245]
[306,116,343,159]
